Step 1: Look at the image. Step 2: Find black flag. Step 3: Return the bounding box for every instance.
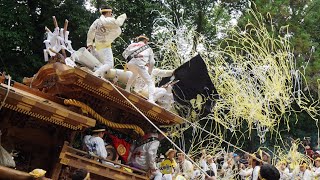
[159,54,217,116]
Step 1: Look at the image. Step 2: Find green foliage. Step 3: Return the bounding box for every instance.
[0,0,40,80]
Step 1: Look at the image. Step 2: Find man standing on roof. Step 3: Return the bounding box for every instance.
[87,5,126,77]
[123,35,155,103]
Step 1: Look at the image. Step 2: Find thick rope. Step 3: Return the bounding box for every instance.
[64,99,145,136]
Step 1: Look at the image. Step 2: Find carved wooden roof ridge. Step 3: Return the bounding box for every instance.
[22,62,183,128]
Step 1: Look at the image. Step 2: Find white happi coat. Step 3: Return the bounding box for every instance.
[135,68,174,109]
[123,41,155,102]
[207,162,217,178]
[192,169,202,180]
[298,169,312,180]
[123,41,155,67]
[130,133,159,171]
[175,159,194,179]
[279,167,292,180]
[251,166,260,180]
[84,135,108,164]
[239,167,253,180]
[130,133,170,180]
[87,14,126,48]
[87,14,126,76]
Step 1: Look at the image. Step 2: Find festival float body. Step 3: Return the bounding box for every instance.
[0,17,184,180]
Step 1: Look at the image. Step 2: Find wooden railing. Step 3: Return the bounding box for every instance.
[53,141,148,180]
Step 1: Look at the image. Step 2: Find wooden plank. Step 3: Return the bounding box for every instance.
[61,153,148,180]
[58,142,148,180]
[64,145,147,174]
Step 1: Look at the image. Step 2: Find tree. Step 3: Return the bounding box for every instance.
[0,0,41,80]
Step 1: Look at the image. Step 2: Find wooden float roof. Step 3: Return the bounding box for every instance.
[23,62,183,126]
[0,75,96,130]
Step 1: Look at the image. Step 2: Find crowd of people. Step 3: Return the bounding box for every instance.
[81,124,320,180]
[152,148,320,180]
[80,126,288,180]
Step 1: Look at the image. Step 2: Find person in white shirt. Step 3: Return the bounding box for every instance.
[200,149,208,172]
[123,35,155,102]
[205,155,217,178]
[132,68,175,109]
[84,128,110,165]
[221,152,235,178]
[277,161,291,180]
[129,131,165,180]
[87,6,126,77]
[175,152,194,179]
[298,162,312,180]
[249,153,262,180]
[238,163,253,180]
[314,157,320,179]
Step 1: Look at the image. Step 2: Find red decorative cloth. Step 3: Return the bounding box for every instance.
[106,132,131,163]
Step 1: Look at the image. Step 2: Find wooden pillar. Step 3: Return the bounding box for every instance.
[50,163,62,180]
[51,142,69,180]
[69,131,77,146]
